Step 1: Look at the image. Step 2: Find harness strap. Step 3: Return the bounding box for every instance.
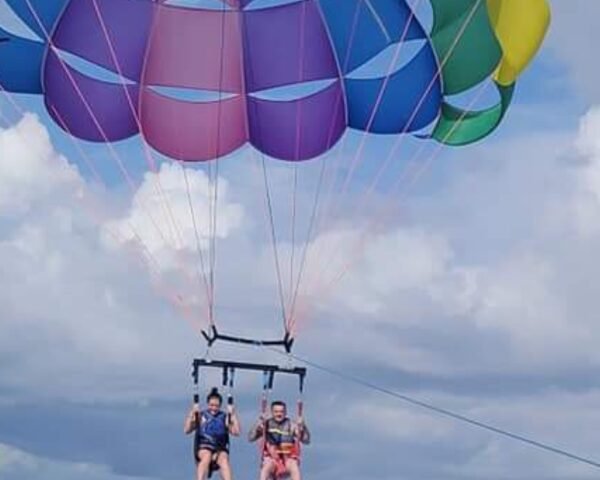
[192,363,201,463]
[260,370,270,463]
[294,400,303,462]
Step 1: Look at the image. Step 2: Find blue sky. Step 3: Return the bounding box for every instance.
[3,1,600,479]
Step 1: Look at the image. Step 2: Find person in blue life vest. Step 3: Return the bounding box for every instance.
[184,387,241,480]
[248,400,310,480]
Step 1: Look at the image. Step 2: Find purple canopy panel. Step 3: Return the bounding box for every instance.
[52,0,154,82]
[248,81,346,161]
[44,50,140,142]
[243,0,339,92]
[139,89,248,161]
[143,4,243,93]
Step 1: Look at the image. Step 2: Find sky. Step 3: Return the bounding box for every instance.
[2,0,600,479]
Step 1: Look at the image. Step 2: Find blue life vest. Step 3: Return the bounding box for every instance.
[196,410,229,452]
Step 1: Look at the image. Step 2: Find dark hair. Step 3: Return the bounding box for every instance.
[207,387,223,405]
[270,400,287,409]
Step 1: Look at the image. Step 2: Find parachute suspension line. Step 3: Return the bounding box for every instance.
[325,0,427,213]
[28,109,204,334]
[98,0,220,331]
[287,156,327,334]
[300,0,362,272]
[340,0,485,216]
[300,80,492,326]
[181,163,213,324]
[303,0,485,309]
[313,0,362,216]
[260,155,290,333]
[300,0,423,293]
[237,8,289,335]
[90,0,187,256]
[51,106,201,330]
[92,0,181,256]
[296,5,489,324]
[140,1,215,326]
[305,0,412,249]
[27,12,168,244]
[289,164,299,317]
[272,349,600,471]
[288,0,380,322]
[322,82,493,295]
[0,79,202,334]
[284,0,365,332]
[21,1,198,295]
[157,9,224,328]
[207,0,228,329]
[48,106,105,188]
[76,0,210,326]
[207,157,216,328]
[287,0,309,326]
[10,4,204,333]
[230,0,293,334]
[236,137,289,339]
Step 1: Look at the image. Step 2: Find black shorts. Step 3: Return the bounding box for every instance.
[198,443,229,455]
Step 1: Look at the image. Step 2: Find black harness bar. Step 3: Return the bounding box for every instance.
[201,325,295,353]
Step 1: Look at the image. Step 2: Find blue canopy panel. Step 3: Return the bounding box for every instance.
[6,0,66,39]
[0,30,45,93]
[344,40,441,133]
[318,0,426,74]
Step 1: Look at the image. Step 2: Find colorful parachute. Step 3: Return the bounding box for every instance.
[0,0,550,161]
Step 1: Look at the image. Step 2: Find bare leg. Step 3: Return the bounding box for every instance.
[196,450,212,480]
[217,452,233,480]
[285,459,301,480]
[260,458,276,480]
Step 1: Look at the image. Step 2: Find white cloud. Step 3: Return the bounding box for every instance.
[0,443,160,480]
[5,104,600,387]
[4,99,600,479]
[333,395,455,441]
[2,3,600,479]
[0,116,205,401]
[316,385,600,480]
[572,108,600,237]
[330,227,453,315]
[103,162,244,272]
[0,113,82,215]
[291,106,600,378]
[547,0,600,103]
[446,389,600,479]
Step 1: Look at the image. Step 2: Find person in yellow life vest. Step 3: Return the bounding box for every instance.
[248,400,310,480]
